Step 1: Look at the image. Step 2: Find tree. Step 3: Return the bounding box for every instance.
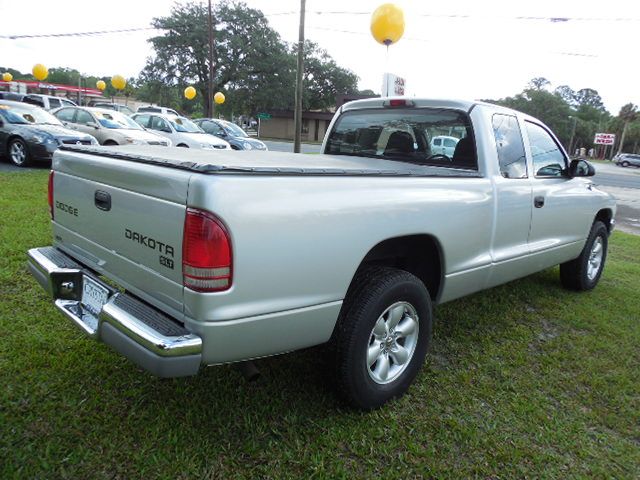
[616,103,639,155]
[492,88,573,145]
[528,77,550,90]
[554,85,577,107]
[144,1,291,116]
[574,88,605,111]
[301,41,359,110]
[142,0,359,117]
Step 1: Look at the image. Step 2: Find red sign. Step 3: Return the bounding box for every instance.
[594,133,615,145]
[0,80,103,96]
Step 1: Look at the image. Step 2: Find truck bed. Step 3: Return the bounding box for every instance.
[58,145,481,177]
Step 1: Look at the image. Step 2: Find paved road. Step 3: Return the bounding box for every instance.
[262,140,321,154]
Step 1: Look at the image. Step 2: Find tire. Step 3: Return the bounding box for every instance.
[103,140,118,146]
[560,221,608,291]
[621,161,630,167]
[8,138,32,167]
[329,267,432,410]
[177,144,189,148]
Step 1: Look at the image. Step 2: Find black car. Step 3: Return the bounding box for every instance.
[0,100,97,167]
[194,118,267,150]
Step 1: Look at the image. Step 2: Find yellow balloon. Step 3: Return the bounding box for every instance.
[214,92,225,104]
[2,72,12,82]
[370,3,405,46]
[96,80,106,91]
[111,75,126,90]
[32,64,48,81]
[184,86,197,100]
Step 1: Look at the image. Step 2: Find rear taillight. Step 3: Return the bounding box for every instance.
[48,170,54,220]
[182,208,232,292]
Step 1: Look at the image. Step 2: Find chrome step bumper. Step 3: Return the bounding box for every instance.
[27,246,202,377]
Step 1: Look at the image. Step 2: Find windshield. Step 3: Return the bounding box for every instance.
[0,105,31,124]
[168,116,203,133]
[221,120,248,137]
[0,104,62,125]
[325,107,477,170]
[94,110,144,130]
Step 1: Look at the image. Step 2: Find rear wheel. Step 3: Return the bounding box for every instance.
[8,138,32,167]
[177,144,189,148]
[560,221,608,291]
[103,140,118,146]
[329,267,432,410]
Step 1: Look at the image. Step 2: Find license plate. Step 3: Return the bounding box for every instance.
[81,276,109,317]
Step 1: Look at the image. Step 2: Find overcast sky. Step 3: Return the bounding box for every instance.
[0,0,637,113]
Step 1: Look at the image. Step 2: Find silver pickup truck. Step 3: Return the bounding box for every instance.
[28,98,616,409]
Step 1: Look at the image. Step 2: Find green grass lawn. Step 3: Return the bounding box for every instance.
[1,171,639,479]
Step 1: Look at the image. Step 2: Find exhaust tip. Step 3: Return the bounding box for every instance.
[234,361,261,382]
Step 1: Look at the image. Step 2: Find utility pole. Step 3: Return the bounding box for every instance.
[568,116,577,156]
[207,0,215,118]
[293,0,306,153]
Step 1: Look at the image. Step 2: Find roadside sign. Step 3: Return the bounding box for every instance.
[594,133,615,145]
[382,72,406,97]
[256,112,271,120]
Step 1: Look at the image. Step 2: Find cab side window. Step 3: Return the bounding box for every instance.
[76,110,94,125]
[204,121,225,136]
[492,114,527,179]
[525,121,567,177]
[151,116,169,132]
[55,108,76,123]
[134,114,151,128]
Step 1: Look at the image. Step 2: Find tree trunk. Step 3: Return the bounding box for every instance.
[617,121,629,156]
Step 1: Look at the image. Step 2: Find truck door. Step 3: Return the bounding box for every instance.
[486,113,533,288]
[524,121,593,259]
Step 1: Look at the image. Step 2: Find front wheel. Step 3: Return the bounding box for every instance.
[329,267,432,410]
[8,138,32,167]
[560,221,608,291]
[621,161,630,167]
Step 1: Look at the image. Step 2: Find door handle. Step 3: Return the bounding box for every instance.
[534,196,545,208]
[94,190,111,211]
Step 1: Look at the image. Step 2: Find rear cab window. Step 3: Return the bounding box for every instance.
[325,107,477,170]
[492,114,527,179]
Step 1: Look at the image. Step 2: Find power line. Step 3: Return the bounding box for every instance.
[0,27,158,40]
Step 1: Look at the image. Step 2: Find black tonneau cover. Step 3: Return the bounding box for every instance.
[58,145,481,178]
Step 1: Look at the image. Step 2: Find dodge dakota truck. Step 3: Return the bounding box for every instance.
[28,98,616,409]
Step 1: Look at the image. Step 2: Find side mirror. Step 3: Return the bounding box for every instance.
[568,159,595,178]
[87,121,99,129]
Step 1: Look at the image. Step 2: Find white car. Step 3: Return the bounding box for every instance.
[53,107,172,147]
[132,113,231,150]
[430,135,459,158]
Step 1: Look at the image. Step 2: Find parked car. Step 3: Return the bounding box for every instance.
[430,135,459,158]
[0,92,25,102]
[194,118,267,150]
[136,105,179,116]
[53,106,171,146]
[21,94,77,111]
[131,113,230,150]
[614,153,640,168]
[0,100,97,167]
[88,102,135,117]
[28,97,615,409]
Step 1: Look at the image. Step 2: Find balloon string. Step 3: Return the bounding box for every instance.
[385,44,389,96]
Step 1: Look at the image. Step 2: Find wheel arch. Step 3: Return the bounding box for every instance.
[595,208,614,233]
[347,234,445,304]
[6,134,29,155]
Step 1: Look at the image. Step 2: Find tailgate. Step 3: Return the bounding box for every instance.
[51,148,193,319]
